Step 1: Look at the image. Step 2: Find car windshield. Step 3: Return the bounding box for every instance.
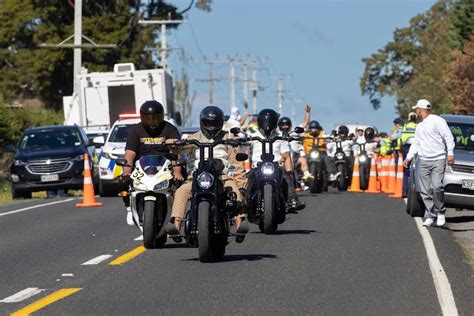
[108,124,134,143]
[20,130,82,150]
[448,122,474,151]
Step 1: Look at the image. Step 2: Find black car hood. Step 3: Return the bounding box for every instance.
[15,147,85,161]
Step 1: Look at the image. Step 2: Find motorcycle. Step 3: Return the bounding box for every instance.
[306,136,329,193]
[241,127,304,234]
[116,152,177,249]
[173,137,247,263]
[357,143,371,190]
[333,139,351,191]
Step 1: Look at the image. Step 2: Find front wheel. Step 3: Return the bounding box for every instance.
[407,182,425,217]
[198,201,225,262]
[11,186,31,199]
[263,184,276,234]
[309,163,322,193]
[337,164,348,191]
[143,200,166,249]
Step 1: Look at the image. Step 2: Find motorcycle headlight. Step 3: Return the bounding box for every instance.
[153,179,169,191]
[13,160,26,166]
[359,155,368,163]
[197,172,214,189]
[310,151,319,159]
[261,162,275,175]
[336,152,345,160]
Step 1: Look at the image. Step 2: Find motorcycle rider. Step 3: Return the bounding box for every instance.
[277,116,313,181]
[303,120,339,181]
[247,109,306,211]
[166,106,249,242]
[353,127,379,156]
[122,100,182,225]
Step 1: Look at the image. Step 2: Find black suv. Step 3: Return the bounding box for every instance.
[10,125,96,199]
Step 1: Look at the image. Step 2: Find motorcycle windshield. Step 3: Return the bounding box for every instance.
[138,155,167,168]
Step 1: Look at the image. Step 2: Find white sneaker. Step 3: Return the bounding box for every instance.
[436,214,446,227]
[302,172,314,180]
[126,207,134,226]
[422,218,435,227]
[329,174,336,181]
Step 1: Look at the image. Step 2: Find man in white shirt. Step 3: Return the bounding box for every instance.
[403,99,455,227]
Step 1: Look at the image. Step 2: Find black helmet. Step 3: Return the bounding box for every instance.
[364,127,375,141]
[140,100,164,132]
[278,116,292,133]
[257,109,279,136]
[393,117,403,125]
[200,106,224,139]
[338,125,349,138]
[308,120,322,135]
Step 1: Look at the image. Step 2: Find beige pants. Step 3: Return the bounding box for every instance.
[171,177,243,221]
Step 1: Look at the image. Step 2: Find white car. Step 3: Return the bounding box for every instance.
[98,117,140,197]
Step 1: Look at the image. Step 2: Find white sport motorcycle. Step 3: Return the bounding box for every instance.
[117,153,176,249]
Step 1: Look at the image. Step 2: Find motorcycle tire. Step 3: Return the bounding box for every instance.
[198,201,221,262]
[337,164,348,191]
[263,184,277,234]
[143,200,165,249]
[359,165,369,191]
[407,182,425,217]
[309,163,322,193]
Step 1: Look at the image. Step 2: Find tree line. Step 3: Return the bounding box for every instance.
[360,0,474,116]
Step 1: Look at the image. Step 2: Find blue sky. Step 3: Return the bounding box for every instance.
[167,0,435,132]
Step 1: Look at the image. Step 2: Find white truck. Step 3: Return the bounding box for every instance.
[63,63,179,129]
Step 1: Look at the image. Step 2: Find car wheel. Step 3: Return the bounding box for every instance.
[11,186,32,199]
[407,182,424,217]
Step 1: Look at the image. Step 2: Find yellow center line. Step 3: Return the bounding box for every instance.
[10,288,82,316]
[109,246,146,265]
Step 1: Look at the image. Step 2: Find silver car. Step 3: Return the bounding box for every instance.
[406,114,474,217]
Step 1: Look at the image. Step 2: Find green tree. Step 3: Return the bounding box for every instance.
[0,0,210,110]
[360,1,455,116]
[451,0,474,49]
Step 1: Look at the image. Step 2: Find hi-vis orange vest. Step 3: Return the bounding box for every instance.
[303,130,326,154]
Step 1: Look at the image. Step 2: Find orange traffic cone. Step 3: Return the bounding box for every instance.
[365,155,381,194]
[76,153,103,208]
[245,158,251,173]
[390,153,404,199]
[386,153,396,194]
[348,156,363,193]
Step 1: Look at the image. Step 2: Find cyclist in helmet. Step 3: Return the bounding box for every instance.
[122,100,182,225]
[166,106,249,243]
[248,108,305,211]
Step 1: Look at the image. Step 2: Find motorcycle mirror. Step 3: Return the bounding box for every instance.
[293,126,304,134]
[230,127,241,135]
[164,152,179,161]
[235,153,248,162]
[116,158,131,167]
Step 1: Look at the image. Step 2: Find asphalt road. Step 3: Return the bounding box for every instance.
[1,192,473,315]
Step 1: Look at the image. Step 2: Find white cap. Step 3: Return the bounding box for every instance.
[412,99,431,110]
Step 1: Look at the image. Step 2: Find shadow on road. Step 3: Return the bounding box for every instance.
[446,216,474,224]
[251,229,318,235]
[182,254,277,262]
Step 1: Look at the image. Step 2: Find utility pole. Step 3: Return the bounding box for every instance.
[242,63,248,109]
[277,77,285,115]
[138,19,184,69]
[39,0,116,126]
[229,57,236,112]
[195,58,228,105]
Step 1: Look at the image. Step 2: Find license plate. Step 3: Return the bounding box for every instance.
[461,180,474,190]
[41,174,59,182]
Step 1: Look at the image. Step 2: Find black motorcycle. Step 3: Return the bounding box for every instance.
[241,127,303,234]
[357,143,371,190]
[333,139,351,191]
[173,138,246,263]
[306,136,329,193]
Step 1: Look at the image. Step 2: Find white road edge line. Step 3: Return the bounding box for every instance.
[405,200,458,315]
[0,198,75,217]
[81,254,113,265]
[0,287,46,303]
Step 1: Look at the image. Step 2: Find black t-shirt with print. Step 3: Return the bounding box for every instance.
[125,122,180,159]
